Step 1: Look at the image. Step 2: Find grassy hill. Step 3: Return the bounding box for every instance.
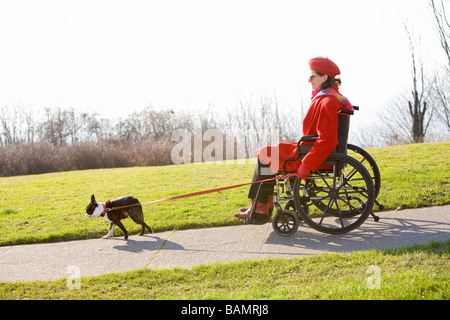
[0,141,449,246]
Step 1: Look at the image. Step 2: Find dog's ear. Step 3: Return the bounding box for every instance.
[91,194,96,203]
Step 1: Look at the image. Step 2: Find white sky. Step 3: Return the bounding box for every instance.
[0,0,445,125]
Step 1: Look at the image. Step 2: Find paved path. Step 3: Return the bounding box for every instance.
[0,205,449,282]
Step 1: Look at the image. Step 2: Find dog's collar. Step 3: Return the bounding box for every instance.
[100,203,108,217]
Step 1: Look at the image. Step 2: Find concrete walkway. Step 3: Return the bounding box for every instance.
[0,205,449,282]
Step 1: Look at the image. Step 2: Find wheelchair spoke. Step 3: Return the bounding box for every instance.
[340,194,365,213]
[332,168,338,189]
[345,167,358,181]
[315,170,331,189]
[319,197,334,226]
[335,200,345,228]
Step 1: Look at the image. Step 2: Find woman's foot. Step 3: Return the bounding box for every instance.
[234,200,255,219]
[234,200,272,220]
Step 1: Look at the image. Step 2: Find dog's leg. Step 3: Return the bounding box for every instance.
[115,220,129,240]
[130,207,154,236]
[138,222,154,235]
[103,223,116,239]
[139,224,145,236]
[144,222,154,235]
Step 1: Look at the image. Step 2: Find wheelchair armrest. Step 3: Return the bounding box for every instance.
[282,135,318,174]
[282,155,300,175]
[299,135,318,143]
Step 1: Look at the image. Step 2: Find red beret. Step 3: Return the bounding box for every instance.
[309,57,341,77]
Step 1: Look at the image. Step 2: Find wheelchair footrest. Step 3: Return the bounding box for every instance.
[244,218,269,225]
[248,211,271,224]
[274,202,283,213]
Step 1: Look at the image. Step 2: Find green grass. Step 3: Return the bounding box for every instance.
[367,141,450,209]
[0,141,449,246]
[1,240,448,300]
[0,161,253,246]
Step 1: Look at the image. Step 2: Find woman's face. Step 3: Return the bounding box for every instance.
[309,72,328,90]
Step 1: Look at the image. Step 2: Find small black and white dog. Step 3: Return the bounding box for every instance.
[85,194,154,239]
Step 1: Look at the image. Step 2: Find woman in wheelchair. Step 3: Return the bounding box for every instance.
[234,57,354,223]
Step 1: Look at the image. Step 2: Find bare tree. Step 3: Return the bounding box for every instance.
[0,106,16,145]
[20,106,35,145]
[374,24,434,145]
[430,0,450,74]
[429,0,450,129]
[404,23,433,143]
[0,106,36,146]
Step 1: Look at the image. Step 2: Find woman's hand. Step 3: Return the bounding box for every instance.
[297,164,311,180]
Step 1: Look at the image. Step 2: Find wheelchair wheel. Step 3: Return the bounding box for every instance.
[293,154,375,235]
[347,144,381,198]
[284,199,306,220]
[272,210,299,237]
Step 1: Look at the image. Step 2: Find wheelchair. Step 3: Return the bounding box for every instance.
[248,107,382,236]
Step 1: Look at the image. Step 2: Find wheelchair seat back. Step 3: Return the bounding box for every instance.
[336,109,352,155]
[320,109,353,169]
[299,109,353,156]
[281,108,355,174]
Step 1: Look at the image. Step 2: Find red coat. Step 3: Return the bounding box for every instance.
[257,85,353,174]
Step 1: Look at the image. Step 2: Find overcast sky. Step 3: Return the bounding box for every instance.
[0,0,445,126]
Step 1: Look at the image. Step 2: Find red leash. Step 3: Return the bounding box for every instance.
[109,173,298,211]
